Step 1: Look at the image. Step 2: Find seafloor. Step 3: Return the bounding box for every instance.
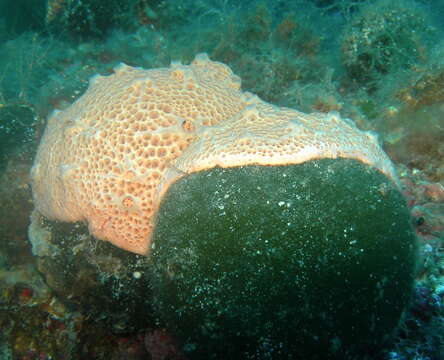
[0,0,443,359]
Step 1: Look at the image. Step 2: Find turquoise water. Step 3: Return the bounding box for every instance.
[0,0,443,359]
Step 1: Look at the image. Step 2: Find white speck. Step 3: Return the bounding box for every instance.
[349,240,357,245]
[436,284,444,296]
[423,244,433,253]
[132,271,142,279]
[278,201,285,206]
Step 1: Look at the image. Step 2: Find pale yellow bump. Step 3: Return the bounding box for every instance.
[59,164,77,181]
[64,125,84,137]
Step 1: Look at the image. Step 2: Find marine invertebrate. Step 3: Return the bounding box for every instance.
[31,53,396,255]
[45,0,135,39]
[30,54,417,359]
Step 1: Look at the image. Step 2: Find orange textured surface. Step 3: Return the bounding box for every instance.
[31,53,397,255]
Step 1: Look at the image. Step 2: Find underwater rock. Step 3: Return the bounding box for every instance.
[0,105,36,172]
[45,0,135,39]
[0,150,35,265]
[340,0,433,87]
[27,212,156,334]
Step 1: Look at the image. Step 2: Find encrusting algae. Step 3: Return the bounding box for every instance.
[30,53,397,255]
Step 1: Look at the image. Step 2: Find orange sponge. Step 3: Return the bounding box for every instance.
[31,53,397,255]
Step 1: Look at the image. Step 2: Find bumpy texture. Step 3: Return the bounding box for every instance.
[31,53,397,255]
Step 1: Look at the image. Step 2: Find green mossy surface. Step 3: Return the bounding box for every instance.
[150,159,417,359]
[0,105,35,169]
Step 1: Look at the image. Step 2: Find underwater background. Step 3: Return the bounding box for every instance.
[0,0,443,359]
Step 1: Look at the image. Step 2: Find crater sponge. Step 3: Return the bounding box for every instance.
[30,54,416,358]
[31,53,397,255]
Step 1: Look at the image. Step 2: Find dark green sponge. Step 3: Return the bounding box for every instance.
[149,158,417,359]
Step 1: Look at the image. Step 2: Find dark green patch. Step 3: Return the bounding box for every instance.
[150,159,417,359]
[0,105,36,171]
